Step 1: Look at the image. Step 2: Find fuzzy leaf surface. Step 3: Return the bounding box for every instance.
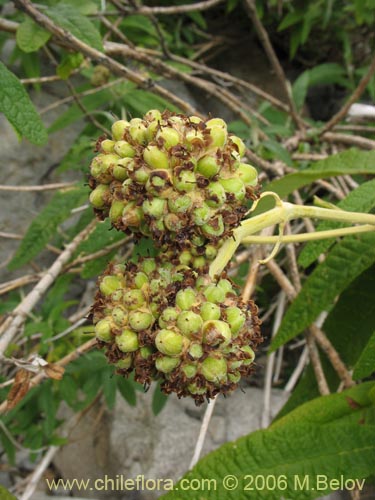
[16,17,51,52]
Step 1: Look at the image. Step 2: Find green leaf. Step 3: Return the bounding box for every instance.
[308,63,348,87]
[299,179,375,268]
[263,140,293,166]
[46,5,103,52]
[75,218,126,256]
[353,331,375,380]
[0,61,48,145]
[120,15,160,47]
[271,231,375,351]
[152,382,169,415]
[292,70,309,110]
[0,485,17,500]
[57,52,84,79]
[81,251,117,279]
[122,89,180,116]
[116,377,137,406]
[102,370,117,409]
[8,186,88,270]
[16,17,51,53]
[278,10,303,31]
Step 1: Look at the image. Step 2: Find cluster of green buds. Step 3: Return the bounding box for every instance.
[92,257,262,404]
[88,110,259,259]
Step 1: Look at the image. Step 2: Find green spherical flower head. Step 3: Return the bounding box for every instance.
[225,306,246,334]
[201,356,227,382]
[112,306,127,326]
[143,145,169,170]
[202,320,231,347]
[123,289,145,310]
[100,275,122,296]
[128,310,154,331]
[206,118,227,148]
[156,356,180,373]
[116,356,133,370]
[206,182,226,208]
[238,163,258,186]
[168,195,192,214]
[142,198,166,218]
[200,302,221,321]
[159,307,179,328]
[197,155,220,177]
[241,345,255,365]
[156,127,180,149]
[95,319,112,342]
[116,329,139,352]
[114,141,136,158]
[176,288,196,310]
[134,272,148,289]
[89,184,110,209]
[111,120,130,141]
[220,177,246,201]
[109,200,124,222]
[177,311,203,336]
[230,135,246,157]
[204,284,226,303]
[155,329,184,356]
[183,363,198,379]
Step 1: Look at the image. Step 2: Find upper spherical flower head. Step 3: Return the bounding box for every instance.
[88,110,261,257]
[92,256,263,405]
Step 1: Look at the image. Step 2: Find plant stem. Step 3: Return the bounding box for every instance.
[209,203,375,277]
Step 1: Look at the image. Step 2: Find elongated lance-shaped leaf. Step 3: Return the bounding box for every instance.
[353,331,375,380]
[271,231,375,351]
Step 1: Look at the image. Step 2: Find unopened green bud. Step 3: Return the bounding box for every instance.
[177,311,203,336]
[188,343,203,359]
[176,288,196,310]
[128,310,153,331]
[197,155,220,177]
[238,163,258,186]
[146,120,159,142]
[89,184,110,208]
[204,285,225,303]
[201,356,227,382]
[192,234,206,247]
[156,127,180,149]
[174,170,196,192]
[206,182,226,208]
[116,356,133,370]
[241,345,255,365]
[116,329,139,352]
[220,178,245,201]
[123,289,145,310]
[192,203,211,226]
[183,363,198,379]
[95,319,112,342]
[229,360,242,370]
[100,275,122,296]
[155,356,179,373]
[111,290,123,302]
[202,216,224,237]
[159,307,179,328]
[101,139,115,153]
[226,306,246,334]
[112,306,127,326]
[112,163,128,181]
[206,118,227,148]
[146,170,172,194]
[230,135,246,157]
[144,145,169,170]
[202,320,231,346]
[109,200,124,222]
[168,195,192,214]
[200,302,221,321]
[111,120,130,141]
[114,140,136,158]
[155,329,184,356]
[143,198,166,218]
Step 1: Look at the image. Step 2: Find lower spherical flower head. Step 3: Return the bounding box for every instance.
[129,119,148,145]
[192,203,211,226]
[202,320,231,347]
[200,356,227,383]
[206,182,226,208]
[155,356,180,373]
[100,139,115,153]
[230,135,246,157]
[241,345,255,365]
[134,271,149,289]
[182,363,198,379]
[114,140,136,158]
[123,289,145,310]
[112,306,127,326]
[188,343,203,359]
[173,170,196,192]
[168,195,192,214]
[111,120,130,141]
[200,302,221,321]
[177,311,203,336]
[142,198,166,218]
[220,177,246,201]
[109,200,124,222]
[155,329,184,356]
[196,155,220,177]
[225,306,246,334]
[159,307,179,328]
[116,329,139,352]
[100,275,123,296]
[143,145,169,170]
[89,184,110,209]
[95,319,112,342]
[237,163,258,186]
[176,288,197,310]
[156,127,180,149]
[116,356,133,370]
[202,215,225,238]
[204,285,226,303]
[128,310,154,331]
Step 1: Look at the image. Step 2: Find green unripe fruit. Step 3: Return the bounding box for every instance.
[122,203,143,227]
[220,178,246,201]
[205,245,218,260]
[142,198,166,218]
[128,310,153,331]
[134,272,148,289]
[188,343,203,359]
[228,360,242,370]
[112,161,129,181]
[202,216,224,237]
[116,329,139,352]
[112,263,126,274]
[155,329,184,356]
[141,258,157,275]
[111,290,123,302]
[179,250,192,266]
[192,203,211,226]
[204,285,226,303]
[193,256,206,269]
[177,311,203,336]
[176,288,196,310]
[156,356,179,373]
[140,346,153,359]
[114,141,136,158]
[146,120,159,142]
[189,115,203,124]
[188,383,206,395]
[89,184,110,208]
[123,289,145,310]
[116,356,133,370]
[109,200,124,222]
[226,306,246,334]
[100,276,122,296]
[230,135,246,157]
[200,302,221,321]
[197,155,220,177]
[111,120,130,141]
[112,306,127,326]
[95,319,112,342]
[201,356,227,382]
[206,182,226,208]
[143,145,169,170]
[241,345,255,365]
[156,127,180,149]
[129,118,148,145]
[202,320,231,347]
[185,129,204,146]
[144,109,162,122]
[206,118,227,148]
[174,170,196,192]
[218,279,233,294]
[133,165,150,184]
[101,139,115,153]
[183,363,198,379]
[228,371,241,384]
[168,195,192,214]
[159,307,179,328]
[237,163,258,186]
